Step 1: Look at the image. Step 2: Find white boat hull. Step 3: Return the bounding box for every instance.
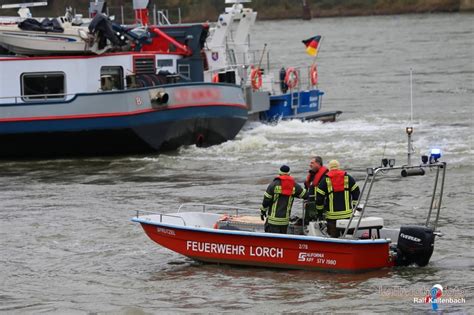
[0,30,89,55]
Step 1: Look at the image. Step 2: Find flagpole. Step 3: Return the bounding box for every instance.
[312,36,323,65]
[310,37,322,88]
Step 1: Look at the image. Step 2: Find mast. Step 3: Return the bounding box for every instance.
[133,0,150,25]
[406,69,414,166]
[89,1,105,18]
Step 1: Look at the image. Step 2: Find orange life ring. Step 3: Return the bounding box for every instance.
[310,64,318,86]
[284,67,299,89]
[212,73,219,83]
[250,67,262,90]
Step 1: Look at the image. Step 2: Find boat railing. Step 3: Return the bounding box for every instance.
[238,49,271,74]
[342,162,447,239]
[156,10,172,25]
[206,63,248,76]
[247,50,320,90]
[177,202,255,216]
[153,7,182,25]
[207,64,318,94]
[0,85,147,104]
[205,46,320,92]
[134,210,187,226]
[258,66,319,92]
[0,93,73,104]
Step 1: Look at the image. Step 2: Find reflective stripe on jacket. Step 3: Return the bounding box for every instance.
[260,176,306,226]
[315,170,360,220]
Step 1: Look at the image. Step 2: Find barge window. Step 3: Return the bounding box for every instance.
[178,64,190,80]
[157,59,173,68]
[21,72,65,101]
[100,66,124,91]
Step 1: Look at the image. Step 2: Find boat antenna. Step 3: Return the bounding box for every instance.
[406,68,414,166]
[257,43,267,70]
[410,68,414,124]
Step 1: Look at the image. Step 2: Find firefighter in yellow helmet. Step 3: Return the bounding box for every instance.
[260,165,307,234]
[315,160,360,237]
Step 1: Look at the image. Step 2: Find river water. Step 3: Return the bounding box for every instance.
[0,13,473,314]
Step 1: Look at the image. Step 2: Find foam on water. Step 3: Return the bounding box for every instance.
[174,114,472,169]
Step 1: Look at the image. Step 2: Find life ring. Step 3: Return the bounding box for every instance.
[212,73,219,83]
[310,64,318,86]
[250,67,262,90]
[284,67,299,89]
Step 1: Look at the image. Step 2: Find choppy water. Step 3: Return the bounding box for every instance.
[1,13,473,314]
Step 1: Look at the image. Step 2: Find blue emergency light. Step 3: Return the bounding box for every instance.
[430,148,442,163]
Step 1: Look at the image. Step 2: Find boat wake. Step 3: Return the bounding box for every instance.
[174,115,472,168]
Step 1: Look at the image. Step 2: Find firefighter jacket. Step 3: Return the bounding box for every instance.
[315,170,360,220]
[260,175,306,226]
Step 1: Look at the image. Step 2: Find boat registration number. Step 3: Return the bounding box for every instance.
[298,252,337,265]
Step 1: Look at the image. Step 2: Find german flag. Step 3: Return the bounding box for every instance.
[302,35,321,57]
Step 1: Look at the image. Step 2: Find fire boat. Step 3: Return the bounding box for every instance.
[133,128,447,272]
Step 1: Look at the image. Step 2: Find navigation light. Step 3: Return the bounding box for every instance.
[389,159,396,167]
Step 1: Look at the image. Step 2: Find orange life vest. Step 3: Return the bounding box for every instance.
[305,166,328,188]
[327,170,346,192]
[277,175,295,196]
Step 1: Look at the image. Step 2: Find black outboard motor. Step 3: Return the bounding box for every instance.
[118,26,152,51]
[279,67,288,94]
[395,226,435,267]
[89,14,123,49]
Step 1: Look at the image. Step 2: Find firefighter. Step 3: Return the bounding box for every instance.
[303,156,329,222]
[260,165,306,234]
[315,160,360,238]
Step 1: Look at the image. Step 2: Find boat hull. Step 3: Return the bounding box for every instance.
[0,83,247,158]
[138,221,394,272]
[0,30,89,55]
[260,89,342,122]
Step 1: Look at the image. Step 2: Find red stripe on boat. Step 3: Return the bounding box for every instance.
[0,102,247,123]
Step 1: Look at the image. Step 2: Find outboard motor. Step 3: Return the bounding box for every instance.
[395,226,435,267]
[89,14,124,49]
